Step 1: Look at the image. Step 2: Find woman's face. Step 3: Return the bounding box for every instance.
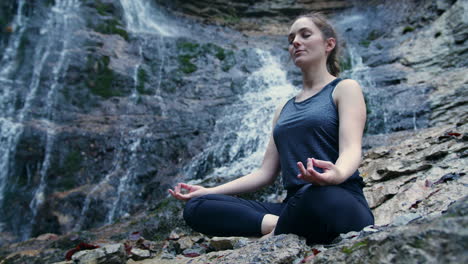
[288,17,334,68]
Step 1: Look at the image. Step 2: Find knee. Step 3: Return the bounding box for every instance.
[183,196,202,225]
[183,195,213,226]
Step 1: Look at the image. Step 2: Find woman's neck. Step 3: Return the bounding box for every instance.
[301,65,335,91]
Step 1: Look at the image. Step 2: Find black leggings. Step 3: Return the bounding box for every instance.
[183,184,374,244]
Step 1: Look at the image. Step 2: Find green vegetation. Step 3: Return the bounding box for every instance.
[86,55,122,98]
[402,26,415,34]
[176,40,237,74]
[177,41,200,53]
[55,150,83,191]
[178,54,198,74]
[359,30,382,48]
[137,68,152,94]
[341,239,369,254]
[215,47,226,60]
[95,0,115,16]
[339,56,352,72]
[95,19,129,40]
[359,40,371,48]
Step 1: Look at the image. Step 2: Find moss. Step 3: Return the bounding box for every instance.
[177,41,200,53]
[95,19,129,40]
[54,150,83,191]
[86,55,121,98]
[402,26,415,34]
[220,50,236,72]
[95,0,115,16]
[215,47,226,60]
[136,68,152,94]
[359,40,371,48]
[178,54,197,74]
[341,239,368,254]
[339,56,352,72]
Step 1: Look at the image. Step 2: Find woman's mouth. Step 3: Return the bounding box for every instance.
[295,50,305,56]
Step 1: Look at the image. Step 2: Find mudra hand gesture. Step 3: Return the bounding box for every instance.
[297,158,343,185]
[168,183,210,201]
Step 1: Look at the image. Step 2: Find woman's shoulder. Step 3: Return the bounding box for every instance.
[334,79,363,97]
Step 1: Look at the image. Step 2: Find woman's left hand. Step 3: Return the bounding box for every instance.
[297,158,344,185]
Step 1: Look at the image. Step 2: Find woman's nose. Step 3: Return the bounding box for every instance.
[292,38,301,48]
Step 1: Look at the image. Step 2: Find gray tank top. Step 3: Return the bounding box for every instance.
[273,78,363,192]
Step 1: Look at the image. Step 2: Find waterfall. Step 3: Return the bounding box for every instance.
[119,0,179,36]
[0,0,81,236]
[74,0,177,228]
[0,0,27,221]
[184,49,296,184]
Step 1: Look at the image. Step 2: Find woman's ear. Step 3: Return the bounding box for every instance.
[325,38,336,53]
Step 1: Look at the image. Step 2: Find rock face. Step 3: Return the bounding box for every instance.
[156,0,352,34]
[362,124,467,226]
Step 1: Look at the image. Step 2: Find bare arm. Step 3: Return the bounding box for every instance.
[169,102,285,200]
[333,79,366,182]
[297,79,366,185]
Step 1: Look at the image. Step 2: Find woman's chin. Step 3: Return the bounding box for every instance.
[293,58,309,69]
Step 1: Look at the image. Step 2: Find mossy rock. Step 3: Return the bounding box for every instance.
[94,19,128,40]
[178,54,197,74]
[136,67,152,95]
[402,26,415,34]
[86,55,122,98]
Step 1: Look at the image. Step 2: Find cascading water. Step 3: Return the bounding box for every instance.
[0,0,27,219]
[184,50,296,185]
[0,0,82,238]
[74,0,180,228]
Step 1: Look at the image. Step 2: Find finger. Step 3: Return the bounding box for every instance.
[307,168,327,185]
[311,158,333,169]
[297,162,308,176]
[169,189,184,200]
[180,183,192,191]
[307,158,313,170]
[175,184,181,193]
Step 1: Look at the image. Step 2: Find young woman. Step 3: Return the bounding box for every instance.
[169,13,374,244]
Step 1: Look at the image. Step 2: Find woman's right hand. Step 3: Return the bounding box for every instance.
[168,183,210,201]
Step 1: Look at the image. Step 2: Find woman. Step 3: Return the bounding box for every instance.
[169,12,374,244]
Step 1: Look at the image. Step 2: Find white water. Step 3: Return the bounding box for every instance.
[0,0,26,80]
[119,0,179,36]
[0,0,81,234]
[185,49,296,184]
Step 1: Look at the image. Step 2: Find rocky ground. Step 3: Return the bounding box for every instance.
[0,123,466,263]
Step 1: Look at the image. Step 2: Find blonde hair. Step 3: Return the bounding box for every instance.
[292,12,341,76]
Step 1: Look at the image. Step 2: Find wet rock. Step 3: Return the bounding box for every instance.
[209,236,250,251]
[71,244,126,264]
[130,248,151,261]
